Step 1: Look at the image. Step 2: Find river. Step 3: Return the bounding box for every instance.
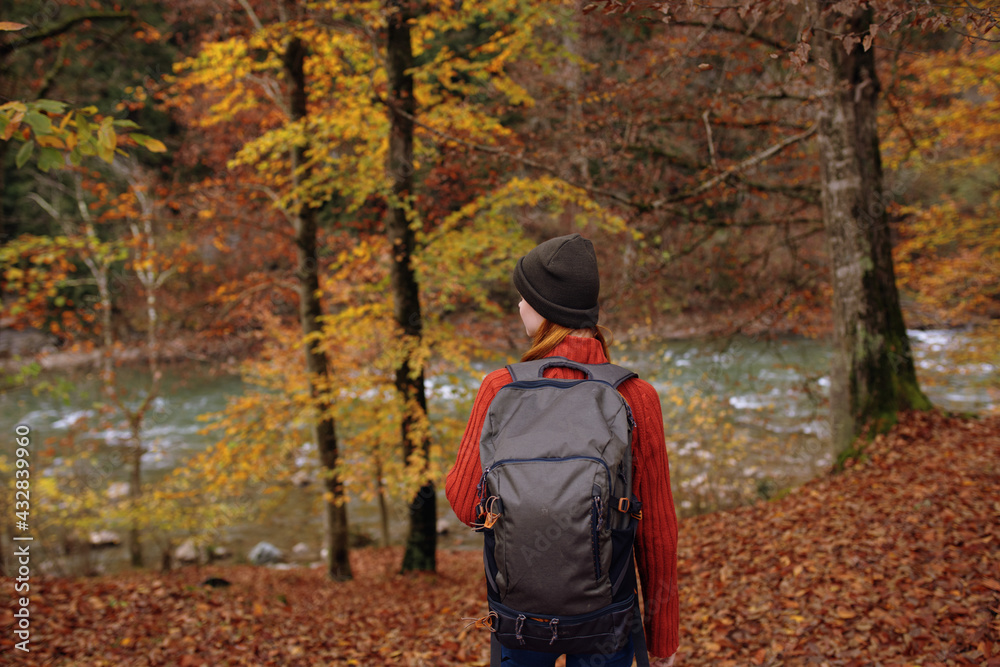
[1,329,995,573]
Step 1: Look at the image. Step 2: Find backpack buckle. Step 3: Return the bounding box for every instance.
[618,497,643,519]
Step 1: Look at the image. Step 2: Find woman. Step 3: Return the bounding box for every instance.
[446,234,679,667]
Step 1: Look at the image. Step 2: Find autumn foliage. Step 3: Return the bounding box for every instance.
[5,411,998,665]
[2,2,999,661]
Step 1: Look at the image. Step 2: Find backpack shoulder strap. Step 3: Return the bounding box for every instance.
[507,356,638,387]
[589,362,638,388]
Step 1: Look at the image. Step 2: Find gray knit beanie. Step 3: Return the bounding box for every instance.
[512,233,600,329]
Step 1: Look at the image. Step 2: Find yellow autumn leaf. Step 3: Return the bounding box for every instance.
[35,134,67,149]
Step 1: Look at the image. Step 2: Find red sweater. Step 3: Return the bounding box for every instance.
[445,336,680,659]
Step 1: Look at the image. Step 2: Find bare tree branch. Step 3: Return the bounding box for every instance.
[0,11,131,58]
[650,124,818,208]
[702,109,719,172]
[377,94,817,214]
[235,0,265,32]
[668,18,791,54]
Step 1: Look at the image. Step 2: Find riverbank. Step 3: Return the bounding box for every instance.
[2,300,814,375]
[0,329,255,375]
[3,300,990,378]
[7,410,998,665]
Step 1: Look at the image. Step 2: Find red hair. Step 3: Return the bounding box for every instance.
[521,320,611,362]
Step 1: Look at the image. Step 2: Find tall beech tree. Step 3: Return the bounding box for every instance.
[385,0,436,572]
[282,21,352,580]
[792,0,995,450]
[171,0,355,579]
[810,2,929,452]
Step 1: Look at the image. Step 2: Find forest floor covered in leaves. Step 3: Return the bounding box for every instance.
[3,410,999,666]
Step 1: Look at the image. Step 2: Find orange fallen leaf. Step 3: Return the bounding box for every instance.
[982,578,1000,592]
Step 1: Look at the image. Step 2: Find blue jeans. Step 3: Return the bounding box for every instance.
[500,638,634,667]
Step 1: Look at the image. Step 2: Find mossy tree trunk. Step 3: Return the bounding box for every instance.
[813,3,931,456]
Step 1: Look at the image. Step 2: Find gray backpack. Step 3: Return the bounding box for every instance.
[476,357,649,665]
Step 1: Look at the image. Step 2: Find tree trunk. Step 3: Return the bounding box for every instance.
[128,436,144,567]
[123,167,163,571]
[386,0,436,573]
[376,459,391,547]
[284,34,352,581]
[813,4,930,455]
[0,143,8,244]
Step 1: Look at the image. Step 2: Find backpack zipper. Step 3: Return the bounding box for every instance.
[490,593,635,627]
[479,457,613,523]
[591,493,604,582]
[500,379,635,430]
[482,455,613,494]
